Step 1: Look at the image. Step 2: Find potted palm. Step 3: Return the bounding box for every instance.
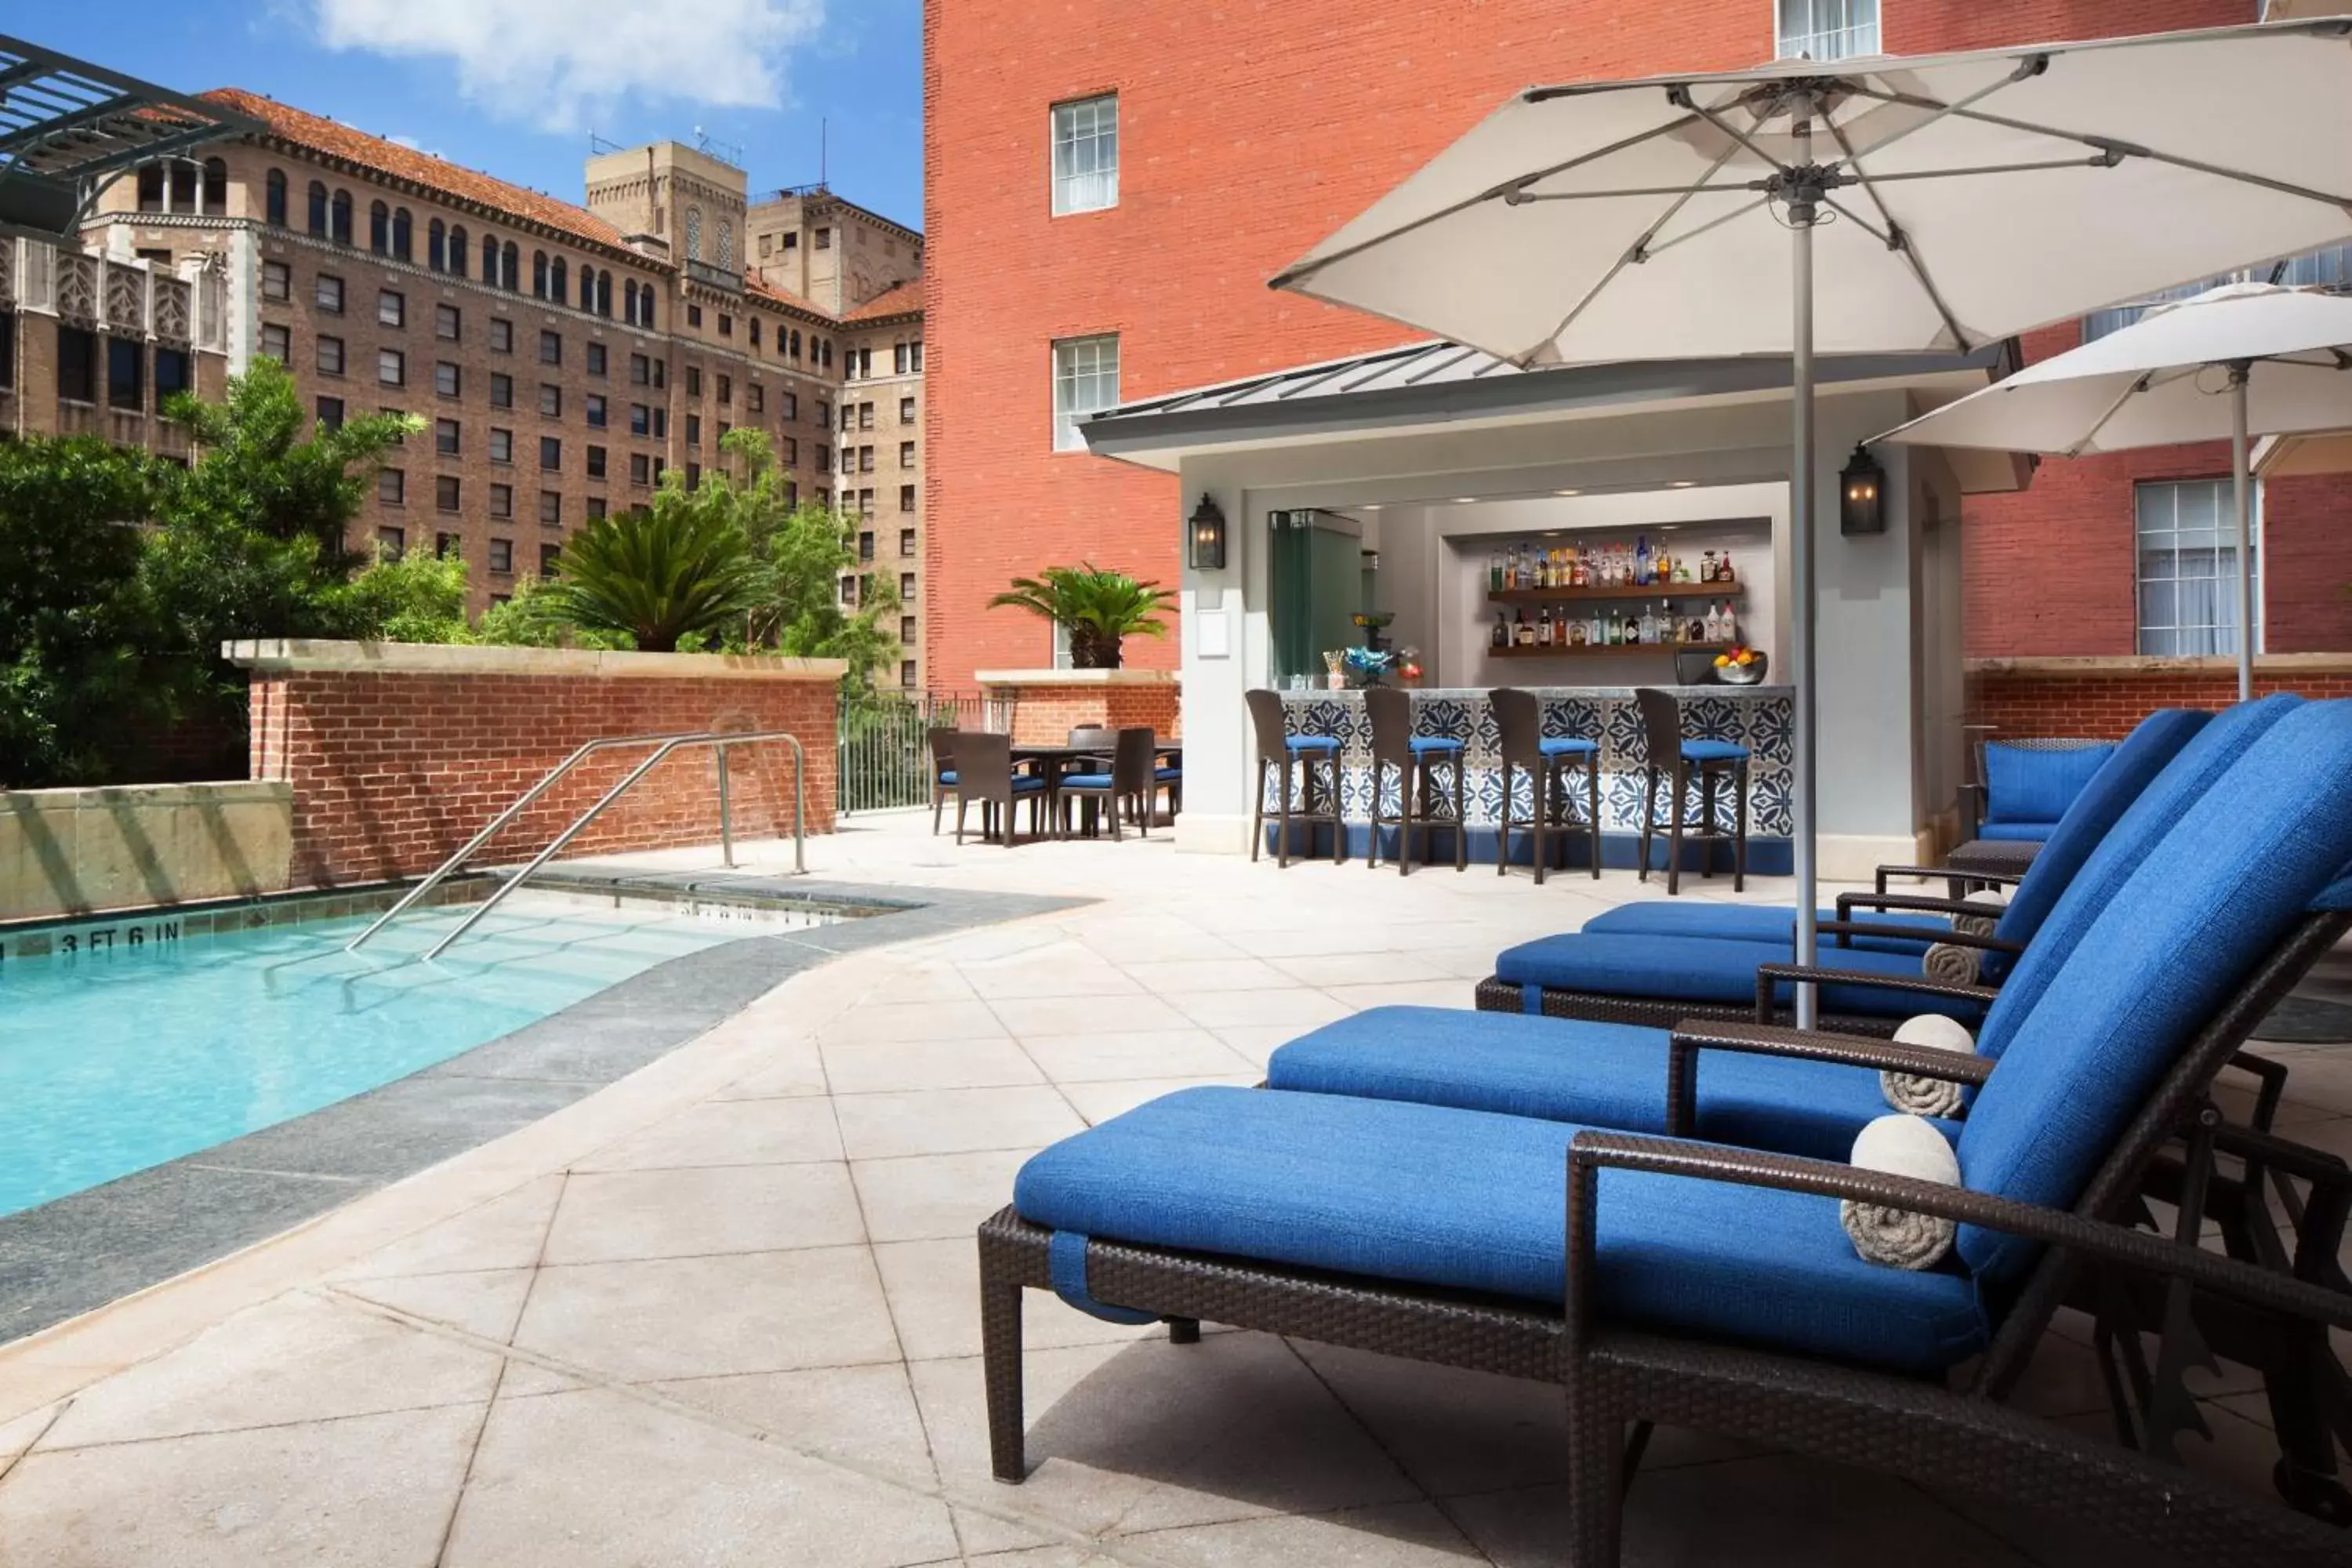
[989,564,1174,669]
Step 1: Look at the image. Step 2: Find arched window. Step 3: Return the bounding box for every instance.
[595,270,611,318]
[684,206,702,261]
[641,290,654,330]
[201,158,227,216]
[749,318,760,349]
[331,190,354,245]
[532,250,547,298]
[169,161,197,212]
[500,241,518,291]
[448,226,469,278]
[717,219,733,267]
[576,267,591,310]
[266,169,288,227]
[392,208,412,262]
[428,219,445,271]
[789,328,800,358]
[623,280,638,325]
[550,257,567,304]
[138,165,165,212]
[369,200,390,254]
[307,181,328,236]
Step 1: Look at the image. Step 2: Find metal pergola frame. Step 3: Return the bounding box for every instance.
[0,34,261,245]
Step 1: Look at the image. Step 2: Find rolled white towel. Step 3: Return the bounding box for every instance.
[1921,941,1980,986]
[1950,887,2011,939]
[1879,1014,1977,1118]
[1841,1114,1963,1270]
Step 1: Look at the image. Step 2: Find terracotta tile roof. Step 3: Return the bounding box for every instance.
[746,275,834,321]
[843,275,923,324]
[201,88,644,259]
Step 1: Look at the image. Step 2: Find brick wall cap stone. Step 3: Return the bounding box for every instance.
[0,780,292,807]
[226,640,848,682]
[1967,653,2352,679]
[972,667,1180,687]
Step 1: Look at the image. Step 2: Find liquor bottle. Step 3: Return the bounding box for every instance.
[1700,550,1717,583]
[1492,610,1510,650]
[1538,605,1554,646]
[1568,615,1586,647]
[1588,611,1604,646]
[1515,608,1534,648]
[1717,551,1735,586]
[1571,542,1588,588]
[1640,604,1658,644]
[1489,552,1504,593]
[1703,601,1722,642]
[1634,534,1653,586]
[1675,554,1692,583]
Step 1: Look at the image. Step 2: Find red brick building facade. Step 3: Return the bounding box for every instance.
[922,0,2350,692]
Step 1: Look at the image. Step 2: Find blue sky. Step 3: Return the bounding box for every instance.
[31,0,924,232]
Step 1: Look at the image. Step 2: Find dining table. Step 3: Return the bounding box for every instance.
[1007,740,1183,838]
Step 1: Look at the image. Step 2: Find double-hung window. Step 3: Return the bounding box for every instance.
[2136,478,2260,658]
[1775,0,1877,61]
[1051,335,1120,452]
[1051,95,1118,215]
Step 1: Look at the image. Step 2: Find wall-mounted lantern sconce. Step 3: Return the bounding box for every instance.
[1189,494,1228,570]
[1840,444,1886,535]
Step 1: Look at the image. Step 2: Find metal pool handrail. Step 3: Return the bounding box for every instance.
[346,729,808,957]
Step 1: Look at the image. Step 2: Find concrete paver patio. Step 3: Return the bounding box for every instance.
[2,808,2346,1566]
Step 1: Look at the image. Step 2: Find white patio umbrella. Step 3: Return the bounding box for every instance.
[1270,20,2352,1024]
[1877,281,2352,699]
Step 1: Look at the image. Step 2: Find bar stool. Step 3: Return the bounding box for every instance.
[1247,688,1343,868]
[1363,687,1466,875]
[1634,687,1748,895]
[1490,687,1601,884]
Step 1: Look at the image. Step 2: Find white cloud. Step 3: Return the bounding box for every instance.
[313,0,824,132]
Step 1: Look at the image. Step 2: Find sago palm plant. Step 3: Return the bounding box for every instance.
[538,506,764,653]
[989,563,1174,668]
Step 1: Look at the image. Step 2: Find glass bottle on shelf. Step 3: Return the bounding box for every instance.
[1567,615,1587,647]
[1570,542,1588,588]
[1700,550,1718,583]
[1718,551,1735,586]
[1489,551,1504,593]
[1540,604,1555,646]
[1492,610,1510,649]
[1515,608,1534,647]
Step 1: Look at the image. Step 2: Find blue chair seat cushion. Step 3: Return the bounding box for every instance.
[1267,1005,1954,1163]
[1983,742,2115,829]
[1681,739,1751,763]
[1408,735,1466,755]
[937,770,958,786]
[1976,821,2056,843]
[1060,771,1116,789]
[1014,1086,1986,1375]
[1494,932,1987,1024]
[1156,767,1183,782]
[1286,735,1342,753]
[1007,776,1047,794]
[1584,902,1948,956]
[1539,736,1600,757]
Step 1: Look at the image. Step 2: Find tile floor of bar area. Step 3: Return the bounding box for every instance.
[4,809,2348,1567]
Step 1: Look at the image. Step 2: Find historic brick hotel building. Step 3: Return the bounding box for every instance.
[79,96,933,687]
[921,0,2352,700]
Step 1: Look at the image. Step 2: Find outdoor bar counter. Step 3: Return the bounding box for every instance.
[1273,684,1794,873]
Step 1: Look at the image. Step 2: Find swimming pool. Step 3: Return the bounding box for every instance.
[0,895,808,1218]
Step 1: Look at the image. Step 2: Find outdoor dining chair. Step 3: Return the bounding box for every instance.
[1057,728,1157,841]
[1246,688,1341,868]
[978,699,2352,1567]
[927,726,960,836]
[951,731,1054,847]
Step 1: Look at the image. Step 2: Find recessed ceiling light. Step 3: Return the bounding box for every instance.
[1359,504,1383,511]
[1453,497,1478,504]
[1554,488,1581,496]
[1667,480,1697,488]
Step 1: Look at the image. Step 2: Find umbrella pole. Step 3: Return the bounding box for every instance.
[1789,174,1820,1031]
[2230,363,2254,702]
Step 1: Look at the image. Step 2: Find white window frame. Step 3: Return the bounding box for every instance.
[2135,477,2263,658]
[1051,95,1119,216]
[1775,0,1878,61]
[1051,334,1120,452]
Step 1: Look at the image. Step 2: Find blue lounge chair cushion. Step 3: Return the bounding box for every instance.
[1976,821,2056,843]
[1014,1086,1986,1375]
[1287,735,1341,753]
[1539,736,1599,757]
[1583,902,1950,956]
[936,771,958,786]
[1060,771,1115,789]
[1267,1005,1949,1163]
[1494,931,1987,1024]
[1680,739,1749,762]
[1983,742,2115,829]
[1408,735,1465,755]
[1957,701,2352,1282]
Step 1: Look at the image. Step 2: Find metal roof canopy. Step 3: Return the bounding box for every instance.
[1080,336,2029,492]
[0,34,261,244]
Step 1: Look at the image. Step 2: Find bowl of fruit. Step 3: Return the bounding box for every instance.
[1712,646,1767,685]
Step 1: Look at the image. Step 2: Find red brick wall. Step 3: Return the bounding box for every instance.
[924,0,2279,690]
[249,670,838,887]
[1967,665,2352,739]
[997,681,1181,747]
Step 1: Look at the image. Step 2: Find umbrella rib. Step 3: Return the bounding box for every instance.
[1268,107,1708,289]
[1822,117,1973,353]
[2060,372,2156,458]
[1617,193,1773,263]
[1829,57,2049,170]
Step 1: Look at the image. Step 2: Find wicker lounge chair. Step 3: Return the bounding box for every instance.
[980,700,2352,1564]
[1475,702,2281,1035]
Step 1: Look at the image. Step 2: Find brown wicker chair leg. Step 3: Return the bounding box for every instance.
[1276,757,1294,869]
[1587,760,1602,879]
[1666,763,1687,897]
[1497,765,1515,878]
[1326,757,1344,866]
[1565,1399,1631,1567]
[1250,757,1267,863]
[1733,760,1748,892]
[1699,768,1719,882]
[1454,755,1468,872]
[1637,764,1656,883]
[982,1271,1027,1483]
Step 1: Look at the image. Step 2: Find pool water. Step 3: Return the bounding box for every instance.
[0,900,764,1218]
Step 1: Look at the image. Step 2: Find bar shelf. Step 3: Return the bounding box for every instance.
[1486,583,1744,603]
[1490,641,1739,659]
